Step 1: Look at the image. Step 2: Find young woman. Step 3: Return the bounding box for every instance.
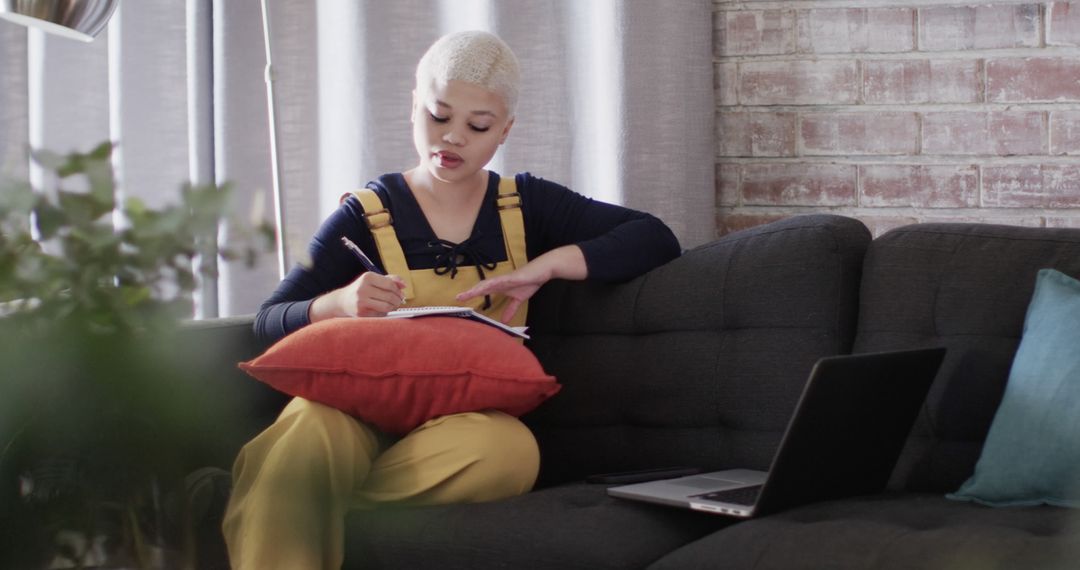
[223,30,681,569]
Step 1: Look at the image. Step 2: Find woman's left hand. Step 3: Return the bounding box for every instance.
[456,245,587,324]
[456,271,542,324]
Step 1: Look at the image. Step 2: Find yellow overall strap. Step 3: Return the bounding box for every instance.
[496,176,528,270]
[341,189,416,299]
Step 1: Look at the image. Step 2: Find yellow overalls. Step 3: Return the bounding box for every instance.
[347,176,529,330]
[222,176,540,570]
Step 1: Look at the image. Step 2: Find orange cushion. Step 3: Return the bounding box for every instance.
[239,316,560,434]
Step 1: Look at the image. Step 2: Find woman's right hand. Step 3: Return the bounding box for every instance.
[309,272,407,322]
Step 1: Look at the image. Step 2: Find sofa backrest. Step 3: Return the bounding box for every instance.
[525,214,871,486]
[854,223,1080,493]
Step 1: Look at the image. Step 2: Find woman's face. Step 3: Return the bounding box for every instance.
[411,79,514,186]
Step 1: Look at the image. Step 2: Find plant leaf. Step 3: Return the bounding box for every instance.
[33,201,66,240]
[88,141,114,161]
[30,148,66,171]
[85,160,116,213]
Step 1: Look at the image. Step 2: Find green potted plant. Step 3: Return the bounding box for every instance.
[0,142,272,569]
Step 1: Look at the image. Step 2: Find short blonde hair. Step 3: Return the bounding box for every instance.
[415,31,521,116]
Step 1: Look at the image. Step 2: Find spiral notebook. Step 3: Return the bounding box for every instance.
[386,306,530,339]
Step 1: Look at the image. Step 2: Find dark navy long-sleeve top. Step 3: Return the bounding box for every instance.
[254,171,681,344]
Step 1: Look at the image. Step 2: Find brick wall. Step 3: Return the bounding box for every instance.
[714,1,1080,237]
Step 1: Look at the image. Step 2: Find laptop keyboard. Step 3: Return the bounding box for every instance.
[694,485,763,506]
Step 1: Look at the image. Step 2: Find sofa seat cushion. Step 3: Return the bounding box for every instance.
[648,493,1080,570]
[343,483,727,569]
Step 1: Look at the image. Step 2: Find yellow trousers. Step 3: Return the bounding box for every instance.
[221,397,540,570]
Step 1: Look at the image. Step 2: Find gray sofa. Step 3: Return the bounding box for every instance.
[188,214,1080,569]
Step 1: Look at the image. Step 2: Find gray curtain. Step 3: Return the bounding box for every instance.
[0,0,715,317]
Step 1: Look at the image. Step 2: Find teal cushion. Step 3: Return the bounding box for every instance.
[948,268,1080,508]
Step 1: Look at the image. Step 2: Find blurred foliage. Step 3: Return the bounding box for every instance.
[0,142,274,569]
[0,141,272,334]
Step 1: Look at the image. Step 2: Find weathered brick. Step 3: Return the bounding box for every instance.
[1048,2,1080,46]
[987,58,1080,102]
[717,163,741,207]
[716,211,789,237]
[716,10,795,56]
[928,60,984,103]
[921,213,1045,227]
[797,8,914,54]
[983,164,1080,207]
[864,61,928,105]
[860,164,979,207]
[740,61,859,105]
[863,59,981,104]
[919,4,1040,51]
[718,112,797,157]
[715,62,738,106]
[1045,216,1080,228]
[742,163,857,206]
[800,112,918,156]
[1050,111,1080,155]
[923,112,1047,155]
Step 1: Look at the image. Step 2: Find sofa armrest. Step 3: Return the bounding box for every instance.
[174,315,289,468]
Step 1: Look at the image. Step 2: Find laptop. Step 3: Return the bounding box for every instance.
[607,347,946,518]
